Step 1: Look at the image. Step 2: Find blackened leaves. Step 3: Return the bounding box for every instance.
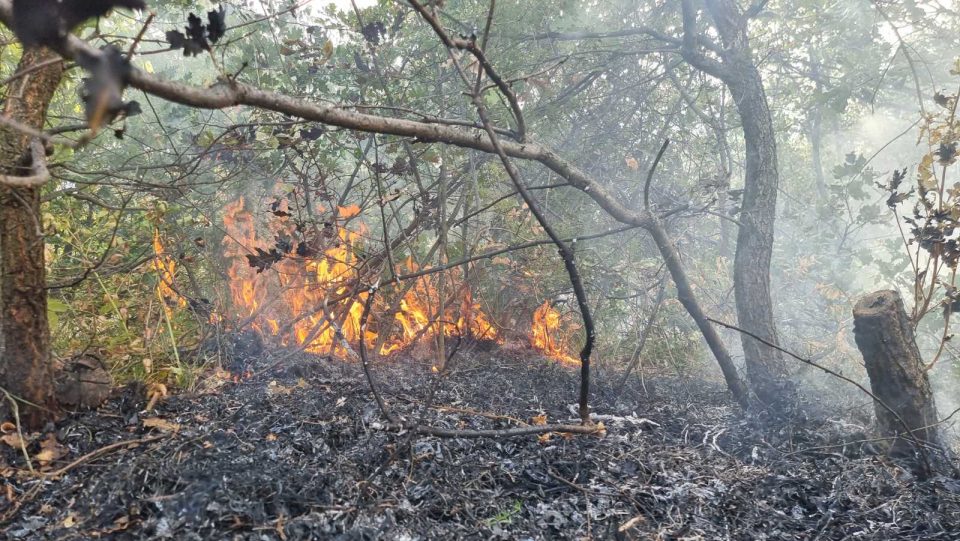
[207,6,227,43]
[361,21,387,45]
[77,46,141,131]
[934,91,953,108]
[270,198,292,217]
[937,142,958,166]
[166,6,228,56]
[246,247,283,273]
[12,0,146,48]
[299,126,325,141]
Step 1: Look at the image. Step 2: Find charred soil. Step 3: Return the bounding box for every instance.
[2,348,959,540]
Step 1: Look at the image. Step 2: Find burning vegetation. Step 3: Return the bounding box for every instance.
[213,196,573,362]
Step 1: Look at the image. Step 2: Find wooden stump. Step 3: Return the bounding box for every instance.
[852,290,940,452]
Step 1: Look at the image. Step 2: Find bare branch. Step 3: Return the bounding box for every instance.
[0,139,48,187]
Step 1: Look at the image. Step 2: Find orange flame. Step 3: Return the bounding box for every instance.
[220,197,498,357]
[152,229,186,314]
[379,258,501,355]
[531,301,579,364]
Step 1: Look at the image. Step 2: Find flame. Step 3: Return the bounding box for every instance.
[222,197,374,355]
[220,197,498,357]
[531,301,580,364]
[152,229,186,314]
[379,258,501,354]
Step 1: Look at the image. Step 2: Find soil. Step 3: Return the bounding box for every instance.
[2,344,959,540]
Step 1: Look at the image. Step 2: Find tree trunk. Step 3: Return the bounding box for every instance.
[0,47,63,427]
[852,290,940,452]
[726,69,792,406]
[700,0,792,406]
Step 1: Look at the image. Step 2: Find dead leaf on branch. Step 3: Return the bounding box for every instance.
[166,6,228,56]
[11,0,145,47]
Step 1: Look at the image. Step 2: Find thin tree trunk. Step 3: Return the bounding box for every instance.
[682,0,791,406]
[0,47,64,427]
[648,216,750,407]
[727,70,792,405]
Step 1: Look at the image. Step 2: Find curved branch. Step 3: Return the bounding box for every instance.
[0,139,48,187]
[679,0,729,80]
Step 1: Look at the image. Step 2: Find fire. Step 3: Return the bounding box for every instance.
[222,197,373,355]
[220,197,499,357]
[379,257,501,355]
[152,229,186,314]
[531,301,580,364]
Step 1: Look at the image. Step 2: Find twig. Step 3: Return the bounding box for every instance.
[125,12,156,59]
[644,139,670,209]
[615,275,667,394]
[411,423,602,438]
[40,435,165,479]
[1,387,34,473]
[357,284,399,424]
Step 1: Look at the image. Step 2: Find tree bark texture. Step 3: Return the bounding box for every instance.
[0,47,63,427]
[852,290,940,451]
[690,0,791,406]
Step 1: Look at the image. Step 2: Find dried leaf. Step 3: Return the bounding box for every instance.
[246,247,283,273]
[0,432,24,449]
[35,433,68,467]
[919,153,937,191]
[142,417,181,433]
[625,156,639,171]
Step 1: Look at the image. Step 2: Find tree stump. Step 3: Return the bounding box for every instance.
[852,290,940,453]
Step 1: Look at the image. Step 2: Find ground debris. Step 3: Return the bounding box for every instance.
[1,349,958,539]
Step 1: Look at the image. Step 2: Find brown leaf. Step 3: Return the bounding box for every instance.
[142,417,180,433]
[0,433,24,449]
[35,433,68,467]
[625,156,639,171]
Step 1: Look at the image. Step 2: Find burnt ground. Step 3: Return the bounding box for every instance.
[2,345,960,540]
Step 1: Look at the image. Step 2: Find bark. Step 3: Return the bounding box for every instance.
[852,290,940,452]
[0,47,64,427]
[726,64,792,406]
[681,0,792,406]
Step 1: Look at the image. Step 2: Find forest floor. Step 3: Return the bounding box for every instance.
[2,343,960,540]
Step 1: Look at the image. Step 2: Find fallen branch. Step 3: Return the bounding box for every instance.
[411,423,603,439]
